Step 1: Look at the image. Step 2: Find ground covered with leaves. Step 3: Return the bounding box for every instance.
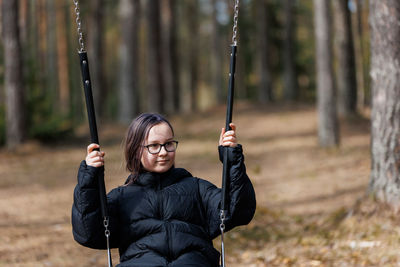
[1,103,398,266]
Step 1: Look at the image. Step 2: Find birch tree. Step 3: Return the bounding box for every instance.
[314,0,339,147]
[118,0,140,123]
[2,0,26,149]
[334,0,357,117]
[369,0,400,208]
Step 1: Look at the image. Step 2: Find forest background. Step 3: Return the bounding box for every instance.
[3,0,400,266]
[0,0,370,145]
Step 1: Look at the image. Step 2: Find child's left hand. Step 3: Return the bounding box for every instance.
[219,123,238,147]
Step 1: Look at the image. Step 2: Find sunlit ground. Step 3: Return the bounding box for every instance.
[1,102,397,266]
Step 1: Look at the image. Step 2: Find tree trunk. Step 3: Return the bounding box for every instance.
[118,0,140,124]
[161,0,179,114]
[56,0,70,114]
[146,0,164,113]
[256,0,273,103]
[354,0,368,109]
[68,0,84,125]
[369,0,400,209]
[314,0,339,147]
[236,2,251,100]
[2,0,26,149]
[187,0,199,111]
[283,0,298,101]
[26,0,39,87]
[19,0,29,45]
[334,0,357,117]
[46,0,58,109]
[211,0,224,104]
[89,0,106,118]
[170,0,180,113]
[38,0,47,86]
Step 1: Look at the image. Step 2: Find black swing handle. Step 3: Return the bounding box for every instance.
[78,51,108,219]
[221,45,237,212]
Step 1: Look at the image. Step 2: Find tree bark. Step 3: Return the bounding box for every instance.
[369,0,400,209]
[354,0,368,109]
[283,0,298,101]
[170,0,180,113]
[118,0,140,124]
[19,0,29,45]
[187,0,199,111]
[146,0,164,113]
[256,0,273,103]
[2,0,26,149]
[26,0,39,86]
[56,0,70,114]
[314,0,339,147]
[46,0,58,108]
[38,0,47,83]
[334,0,358,117]
[211,0,224,104]
[161,0,180,114]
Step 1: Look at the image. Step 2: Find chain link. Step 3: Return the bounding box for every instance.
[231,0,240,46]
[219,210,226,267]
[104,217,110,237]
[73,0,85,52]
[104,216,113,267]
[219,209,226,231]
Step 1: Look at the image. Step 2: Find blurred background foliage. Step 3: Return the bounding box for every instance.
[0,0,370,147]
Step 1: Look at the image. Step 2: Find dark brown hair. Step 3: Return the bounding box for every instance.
[124,113,174,184]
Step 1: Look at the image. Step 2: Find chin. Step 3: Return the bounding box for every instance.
[155,164,173,173]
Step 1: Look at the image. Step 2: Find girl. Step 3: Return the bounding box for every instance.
[72,113,256,267]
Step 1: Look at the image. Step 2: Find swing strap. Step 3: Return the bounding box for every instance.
[220,1,240,267]
[73,1,113,266]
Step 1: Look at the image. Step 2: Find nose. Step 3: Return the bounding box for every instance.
[159,145,168,156]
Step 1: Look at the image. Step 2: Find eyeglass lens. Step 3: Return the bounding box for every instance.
[147,141,178,154]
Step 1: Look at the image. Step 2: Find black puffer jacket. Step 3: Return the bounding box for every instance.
[72,145,256,267]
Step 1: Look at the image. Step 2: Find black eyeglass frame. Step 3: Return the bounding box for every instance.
[143,141,179,154]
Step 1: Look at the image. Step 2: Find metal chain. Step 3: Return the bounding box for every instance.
[104,216,110,239]
[219,2,240,265]
[104,217,113,267]
[73,0,85,52]
[219,210,226,267]
[231,0,240,46]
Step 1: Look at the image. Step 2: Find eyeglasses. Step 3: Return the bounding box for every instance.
[143,141,179,154]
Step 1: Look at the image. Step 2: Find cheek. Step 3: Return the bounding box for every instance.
[170,152,176,163]
[141,152,154,168]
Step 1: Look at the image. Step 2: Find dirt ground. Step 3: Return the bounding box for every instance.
[0,103,398,266]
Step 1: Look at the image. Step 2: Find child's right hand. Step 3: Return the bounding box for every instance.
[219,123,238,147]
[86,143,105,167]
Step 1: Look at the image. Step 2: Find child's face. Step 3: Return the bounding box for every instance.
[141,122,176,173]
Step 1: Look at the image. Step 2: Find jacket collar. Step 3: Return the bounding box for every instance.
[133,167,192,189]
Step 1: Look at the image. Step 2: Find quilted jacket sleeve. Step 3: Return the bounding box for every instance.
[198,144,256,239]
[71,160,120,249]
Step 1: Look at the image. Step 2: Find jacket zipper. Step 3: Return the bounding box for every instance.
[160,188,173,263]
[165,220,173,262]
